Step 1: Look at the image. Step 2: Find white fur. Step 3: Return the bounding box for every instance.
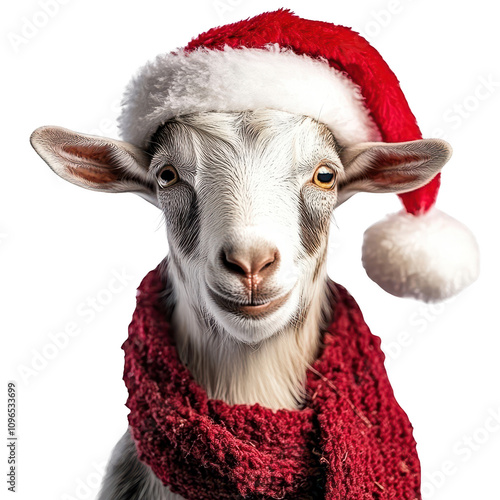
[172,263,328,409]
[362,208,480,302]
[159,112,338,408]
[119,45,381,148]
[31,110,476,500]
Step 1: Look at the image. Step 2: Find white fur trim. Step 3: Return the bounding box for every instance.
[119,45,381,148]
[362,208,480,302]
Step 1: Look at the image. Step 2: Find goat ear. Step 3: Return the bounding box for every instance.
[337,139,452,205]
[30,126,158,206]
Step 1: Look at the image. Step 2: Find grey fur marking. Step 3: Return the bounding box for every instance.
[97,430,181,500]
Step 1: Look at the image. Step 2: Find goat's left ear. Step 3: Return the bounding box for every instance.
[30,126,158,206]
[337,139,452,205]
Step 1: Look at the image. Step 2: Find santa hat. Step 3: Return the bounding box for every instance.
[119,9,479,302]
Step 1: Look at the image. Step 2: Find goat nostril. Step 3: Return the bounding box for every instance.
[226,260,246,276]
[221,249,279,277]
[259,252,277,273]
[221,250,249,276]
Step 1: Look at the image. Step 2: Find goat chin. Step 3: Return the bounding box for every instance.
[203,286,301,345]
[171,268,330,410]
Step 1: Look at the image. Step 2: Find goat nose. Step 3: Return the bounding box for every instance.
[222,247,279,280]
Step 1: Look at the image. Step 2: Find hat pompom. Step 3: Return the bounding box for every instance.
[362,208,480,302]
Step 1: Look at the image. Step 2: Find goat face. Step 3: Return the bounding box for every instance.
[150,111,340,343]
[31,109,451,344]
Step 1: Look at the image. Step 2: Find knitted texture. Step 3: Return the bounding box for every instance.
[124,269,421,499]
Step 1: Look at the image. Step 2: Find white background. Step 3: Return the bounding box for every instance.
[1,1,499,499]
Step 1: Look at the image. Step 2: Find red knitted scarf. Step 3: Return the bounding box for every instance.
[124,269,421,499]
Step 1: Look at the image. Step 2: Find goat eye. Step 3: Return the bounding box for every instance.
[313,164,337,189]
[157,165,178,188]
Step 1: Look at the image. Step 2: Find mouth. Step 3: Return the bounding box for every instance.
[207,287,292,319]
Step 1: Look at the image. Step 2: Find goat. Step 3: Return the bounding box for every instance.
[31,109,451,499]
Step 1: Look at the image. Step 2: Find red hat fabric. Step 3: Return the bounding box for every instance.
[184,9,435,215]
[119,9,479,301]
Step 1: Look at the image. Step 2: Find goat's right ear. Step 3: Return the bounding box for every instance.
[30,126,158,206]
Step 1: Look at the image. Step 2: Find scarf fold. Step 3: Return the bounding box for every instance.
[124,269,421,499]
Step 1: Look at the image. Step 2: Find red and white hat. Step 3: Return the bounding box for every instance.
[119,9,479,302]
